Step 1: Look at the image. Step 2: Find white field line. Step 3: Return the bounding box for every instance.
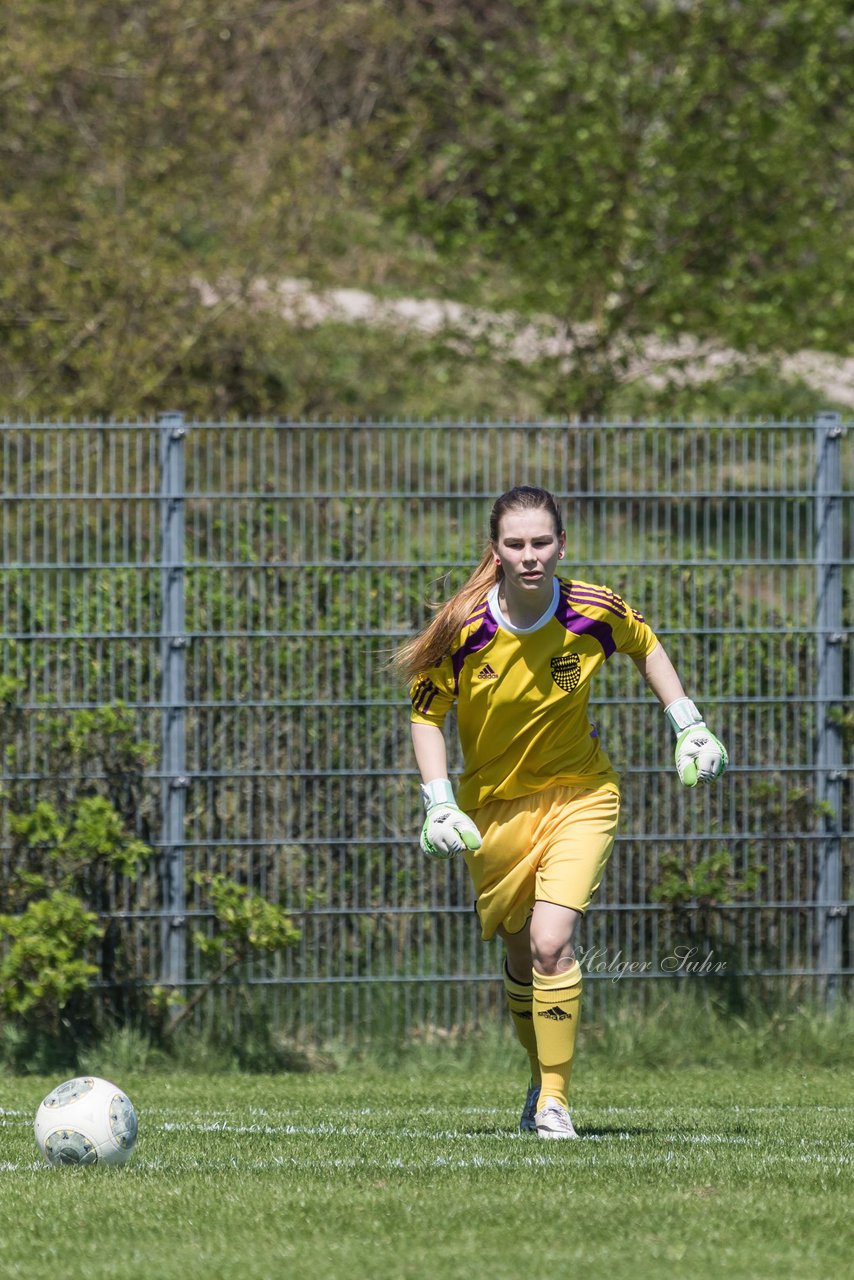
[4,1149,850,1175]
[153,1119,849,1155]
[5,1102,851,1123]
[4,1120,850,1177]
[150,1102,854,1119]
[5,1107,850,1178]
[196,277,854,408]
[6,1103,852,1138]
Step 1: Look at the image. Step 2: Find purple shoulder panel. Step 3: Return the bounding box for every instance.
[555,586,616,658]
[451,609,499,692]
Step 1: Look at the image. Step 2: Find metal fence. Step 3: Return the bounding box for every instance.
[0,417,851,1041]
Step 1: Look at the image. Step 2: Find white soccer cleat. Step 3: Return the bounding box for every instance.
[520,1082,541,1134]
[535,1099,579,1140]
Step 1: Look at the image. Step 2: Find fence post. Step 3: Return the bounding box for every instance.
[159,412,188,995]
[815,410,844,1004]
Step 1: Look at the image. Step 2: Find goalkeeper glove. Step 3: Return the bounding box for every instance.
[419,779,483,858]
[665,698,728,787]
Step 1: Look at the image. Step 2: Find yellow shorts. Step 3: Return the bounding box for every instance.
[465,783,621,941]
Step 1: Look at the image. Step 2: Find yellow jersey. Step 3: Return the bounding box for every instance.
[410,577,659,811]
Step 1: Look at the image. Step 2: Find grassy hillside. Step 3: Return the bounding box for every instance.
[1,1,851,421]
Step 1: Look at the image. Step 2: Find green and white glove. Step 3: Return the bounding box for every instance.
[665,698,728,787]
[419,779,483,858]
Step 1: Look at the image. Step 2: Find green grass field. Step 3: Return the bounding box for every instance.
[1,1059,851,1280]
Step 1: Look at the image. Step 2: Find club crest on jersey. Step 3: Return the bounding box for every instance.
[550,653,581,692]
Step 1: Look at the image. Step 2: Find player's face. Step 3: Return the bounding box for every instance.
[493,508,565,592]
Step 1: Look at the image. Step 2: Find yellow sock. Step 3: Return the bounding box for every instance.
[532,962,582,1110]
[502,961,540,1084]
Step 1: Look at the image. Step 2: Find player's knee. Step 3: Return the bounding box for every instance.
[531,934,575,975]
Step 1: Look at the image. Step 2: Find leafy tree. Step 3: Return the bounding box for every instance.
[1,1,850,418]
[371,0,853,414]
[0,0,425,417]
[0,891,102,1041]
[158,873,301,1033]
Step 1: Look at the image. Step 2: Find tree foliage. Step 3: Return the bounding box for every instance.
[0,1,424,417]
[372,0,853,413]
[0,697,301,1058]
[0,0,850,418]
[0,891,102,1028]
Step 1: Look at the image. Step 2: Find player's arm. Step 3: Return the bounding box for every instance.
[411,722,482,857]
[632,642,728,786]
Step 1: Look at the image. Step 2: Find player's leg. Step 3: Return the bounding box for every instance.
[499,918,533,983]
[497,919,540,1131]
[464,795,542,1134]
[499,921,536,1065]
[530,900,582,1137]
[531,784,621,1139]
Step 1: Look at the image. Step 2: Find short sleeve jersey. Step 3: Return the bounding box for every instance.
[410,577,659,812]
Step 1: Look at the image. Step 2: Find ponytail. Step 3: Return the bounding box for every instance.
[392,546,499,683]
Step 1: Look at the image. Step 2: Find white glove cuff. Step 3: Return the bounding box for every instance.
[420,778,456,811]
[664,697,704,736]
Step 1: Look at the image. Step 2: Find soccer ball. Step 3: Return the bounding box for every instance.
[34,1076,138,1167]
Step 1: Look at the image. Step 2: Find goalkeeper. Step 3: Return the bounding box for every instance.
[395,485,727,1140]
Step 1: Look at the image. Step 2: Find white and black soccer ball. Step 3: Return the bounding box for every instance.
[34,1076,138,1167]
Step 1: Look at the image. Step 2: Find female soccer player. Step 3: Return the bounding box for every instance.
[396,485,727,1139]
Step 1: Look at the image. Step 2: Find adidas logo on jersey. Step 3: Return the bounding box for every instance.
[476,663,499,680]
[537,1005,573,1021]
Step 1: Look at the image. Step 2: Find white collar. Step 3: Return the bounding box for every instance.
[488,579,559,634]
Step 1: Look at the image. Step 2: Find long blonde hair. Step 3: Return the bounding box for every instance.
[393,486,564,682]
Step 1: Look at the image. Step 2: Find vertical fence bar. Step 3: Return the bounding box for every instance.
[160,412,188,993]
[814,410,845,1003]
